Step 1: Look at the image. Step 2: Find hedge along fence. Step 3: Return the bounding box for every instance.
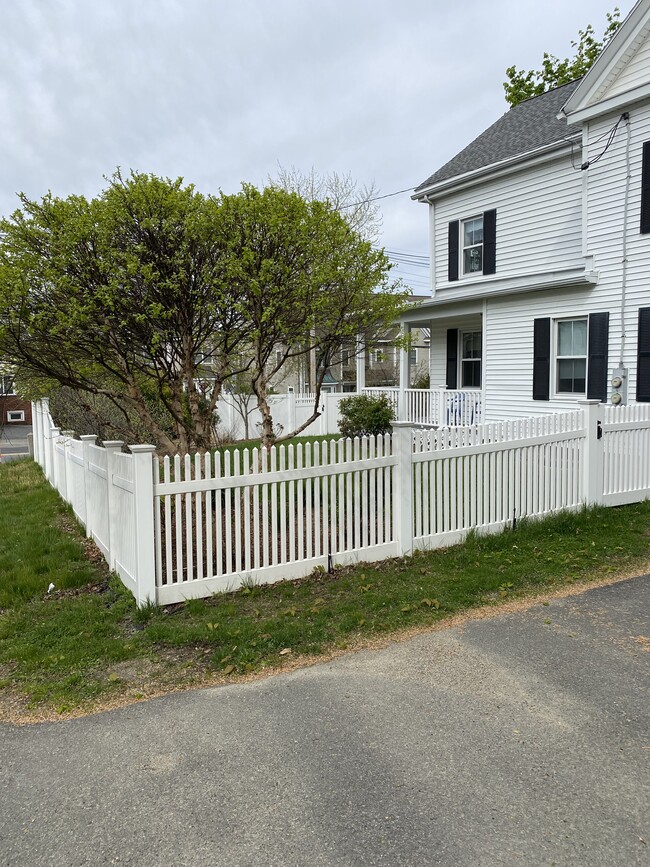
[32,399,650,607]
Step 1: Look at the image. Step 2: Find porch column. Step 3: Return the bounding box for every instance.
[398,324,410,421]
[355,335,365,393]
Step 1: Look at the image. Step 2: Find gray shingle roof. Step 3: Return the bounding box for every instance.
[414,80,582,193]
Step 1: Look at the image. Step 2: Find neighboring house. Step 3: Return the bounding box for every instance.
[403,0,650,422]
[0,367,32,426]
[270,297,431,394]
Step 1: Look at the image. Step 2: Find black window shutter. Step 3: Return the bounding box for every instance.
[448,221,459,282]
[483,209,496,275]
[533,318,551,401]
[637,307,650,401]
[641,142,650,234]
[587,312,609,401]
[446,328,458,389]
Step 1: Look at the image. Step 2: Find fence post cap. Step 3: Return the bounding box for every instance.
[577,399,602,406]
[128,444,158,454]
[391,421,414,429]
[102,440,124,450]
[80,434,98,443]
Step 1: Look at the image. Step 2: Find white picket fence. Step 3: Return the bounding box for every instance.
[31,399,650,606]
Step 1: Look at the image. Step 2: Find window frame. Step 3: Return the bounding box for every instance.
[0,374,16,396]
[459,330,482,388]
[460,215,484,277]
[7,410,25,423]
[553,316,588,397]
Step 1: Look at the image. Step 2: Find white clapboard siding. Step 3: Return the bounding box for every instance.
[432,153,583,288]
[596,35,650,102]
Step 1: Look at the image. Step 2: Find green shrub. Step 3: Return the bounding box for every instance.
[338,394,394,437]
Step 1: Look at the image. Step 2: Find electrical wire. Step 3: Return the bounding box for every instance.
[578,113,628,171]
[338,187,415,209]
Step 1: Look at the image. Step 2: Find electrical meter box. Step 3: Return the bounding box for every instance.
[610,367,628,405]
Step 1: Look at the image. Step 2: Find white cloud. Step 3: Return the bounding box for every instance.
[0,0,631,285]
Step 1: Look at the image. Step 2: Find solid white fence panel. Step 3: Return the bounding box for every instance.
[108,449,137,596]
[85,443,110,560]
[52,430,67,500]
[66,437,87,525]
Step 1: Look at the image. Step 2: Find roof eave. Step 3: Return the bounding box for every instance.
[412,136,579,202]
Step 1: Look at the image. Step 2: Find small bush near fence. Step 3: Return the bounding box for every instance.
[338,394,394,438]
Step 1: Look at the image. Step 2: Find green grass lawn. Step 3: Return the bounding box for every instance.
[1,458,649,722]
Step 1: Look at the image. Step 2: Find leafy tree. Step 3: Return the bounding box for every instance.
[0,173,406,453]
[0,171,252,454]
[504,9,621,107]
[215,185,407,448]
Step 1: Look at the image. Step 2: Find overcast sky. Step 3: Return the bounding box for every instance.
[0,0,633,293]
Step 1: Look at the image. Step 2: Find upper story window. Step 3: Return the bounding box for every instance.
[0,374,15,395]
[448,209,496,282]
[462,217,483,275]
[555,318,587,395]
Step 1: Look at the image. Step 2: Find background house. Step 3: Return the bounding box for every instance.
[403,0,650,422]
[0,366,32,426]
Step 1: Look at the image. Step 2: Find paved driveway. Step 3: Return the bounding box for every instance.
[1,576,648,866]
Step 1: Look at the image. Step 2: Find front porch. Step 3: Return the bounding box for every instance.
[362,387,483,427]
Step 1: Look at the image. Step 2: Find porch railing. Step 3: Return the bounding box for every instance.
[362,387,482,427]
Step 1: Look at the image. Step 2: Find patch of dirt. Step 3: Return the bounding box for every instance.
[2,566,648,727]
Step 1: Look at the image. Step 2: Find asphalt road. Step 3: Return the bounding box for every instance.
[1,576,648,866]
[0,424,32,463]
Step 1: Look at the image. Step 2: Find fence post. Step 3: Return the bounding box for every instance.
[80,435,98,539]
[129,445,157,607]
[578,400,604,506]
[103,441,124,570]
[392,421,414,556]
[437,386,447,427]
[287,388,296,432]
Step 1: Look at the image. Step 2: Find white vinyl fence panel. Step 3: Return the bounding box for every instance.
[154,436,397,604]
[31,398,650,608]
[411,411,584,550]
[602,403,650,504]
[85,443,110,560]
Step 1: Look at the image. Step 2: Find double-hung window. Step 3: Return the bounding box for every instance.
[460,331,482,387]
[555,318,587,395]
[462,217,483,275]
[448,209,496,281]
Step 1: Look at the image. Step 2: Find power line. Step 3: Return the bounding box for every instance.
[338,186,416,209]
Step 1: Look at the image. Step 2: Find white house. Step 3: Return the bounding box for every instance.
[402,0,650,422]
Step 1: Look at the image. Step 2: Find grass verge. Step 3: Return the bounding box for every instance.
[1,459,649,722]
